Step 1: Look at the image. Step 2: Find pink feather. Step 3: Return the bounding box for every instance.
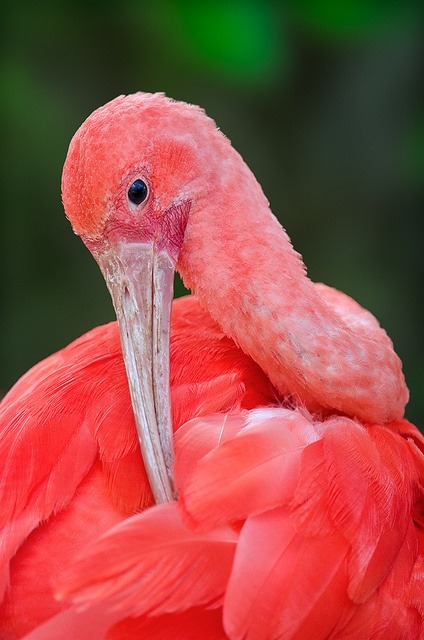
[57,502,238,617]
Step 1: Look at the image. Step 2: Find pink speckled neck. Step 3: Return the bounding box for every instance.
[177,141,408,424]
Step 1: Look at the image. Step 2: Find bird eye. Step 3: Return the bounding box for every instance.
[128,179,148,205]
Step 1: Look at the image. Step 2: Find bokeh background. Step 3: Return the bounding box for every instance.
[1,1,423,425]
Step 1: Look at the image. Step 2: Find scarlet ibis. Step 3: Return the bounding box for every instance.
[0,93,423,639]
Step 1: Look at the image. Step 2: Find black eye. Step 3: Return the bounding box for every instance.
[128,179,148,205]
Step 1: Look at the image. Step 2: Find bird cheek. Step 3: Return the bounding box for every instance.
[99,200,152,245]
[90,200,191,264]
[160,200,192,263]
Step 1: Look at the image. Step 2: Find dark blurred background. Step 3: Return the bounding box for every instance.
[1,1,423,425]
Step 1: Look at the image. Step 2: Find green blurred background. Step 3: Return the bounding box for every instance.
[1,1,423,425]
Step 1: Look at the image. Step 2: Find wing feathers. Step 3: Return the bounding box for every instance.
[106,608,228,640]
[179,410,313,529]
[224,508,351,640]
[4,372,423,639]
[58,502,238,617]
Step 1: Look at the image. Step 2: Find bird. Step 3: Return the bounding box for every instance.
[1,92,423,639]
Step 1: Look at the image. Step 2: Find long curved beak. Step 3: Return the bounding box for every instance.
[95,242,175,504]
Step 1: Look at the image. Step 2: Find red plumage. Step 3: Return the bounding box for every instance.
[54,409,424,640]
[0,296,273,637]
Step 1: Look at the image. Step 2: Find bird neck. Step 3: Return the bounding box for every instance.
[177,161,319,399]
[177,154,407,423]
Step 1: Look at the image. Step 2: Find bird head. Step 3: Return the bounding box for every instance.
[62,92,228,259]
[62,93,228,503]
[61,92,256,505]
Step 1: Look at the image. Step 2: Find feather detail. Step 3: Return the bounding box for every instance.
[0,463,124,638]
[106,608,228,640]
[224,507,351,640]
[0,419,97,600]
[318,420,418,602]
[169,296,276,412]
[179,408,319,530]
[0,322,146,604]
[57,502,238,617]
[0,322,122,528]
[173,407,424,639]
[333,523,421,639]
[174,412,248,492]
[171,375,246,433]
[20,603,121,640]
